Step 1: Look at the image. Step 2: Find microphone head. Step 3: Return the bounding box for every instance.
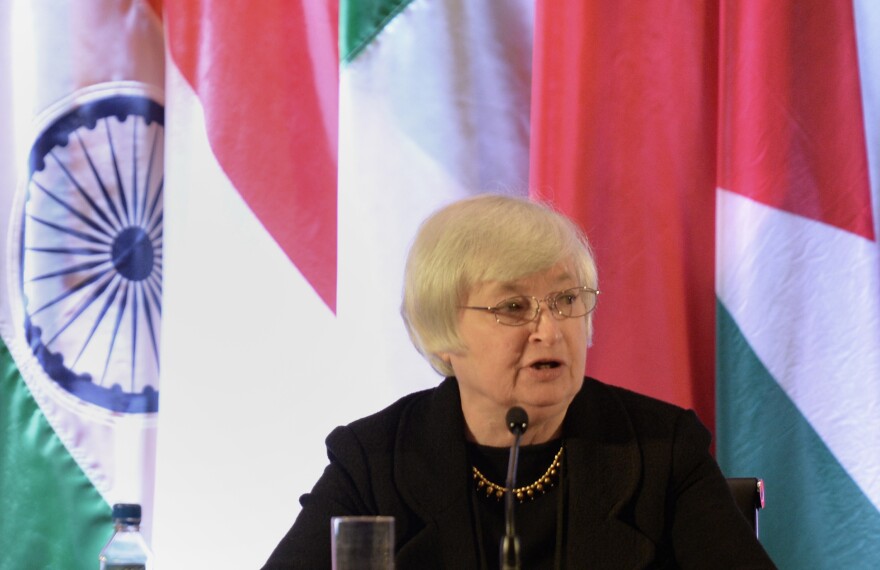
[506,406,529,435]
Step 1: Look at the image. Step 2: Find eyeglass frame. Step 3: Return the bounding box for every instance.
[459,286,600,326]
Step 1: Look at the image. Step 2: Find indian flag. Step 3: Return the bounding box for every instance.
[0,0,164,568]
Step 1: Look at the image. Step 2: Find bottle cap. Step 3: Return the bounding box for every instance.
[111,503,142,524]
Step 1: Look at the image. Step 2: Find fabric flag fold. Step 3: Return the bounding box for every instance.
[165,0,338,311]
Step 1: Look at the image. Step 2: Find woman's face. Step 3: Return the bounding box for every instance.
[439,261,589,439]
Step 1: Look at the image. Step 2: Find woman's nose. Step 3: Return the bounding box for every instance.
[530,304,562,343]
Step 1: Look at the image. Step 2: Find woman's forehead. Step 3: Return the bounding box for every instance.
[471,262,578,298]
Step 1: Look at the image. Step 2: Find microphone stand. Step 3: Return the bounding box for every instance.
[501,407,528,570]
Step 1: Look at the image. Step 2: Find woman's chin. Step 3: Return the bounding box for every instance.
[516,393,574,420]
[515,376,582,409]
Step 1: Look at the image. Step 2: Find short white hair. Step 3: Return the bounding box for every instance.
[401,194,598,376]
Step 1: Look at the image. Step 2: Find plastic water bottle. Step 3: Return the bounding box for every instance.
[98,504,154,570]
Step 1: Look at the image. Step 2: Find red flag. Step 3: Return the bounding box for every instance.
[530,1,719,427]
[718,0,872,240]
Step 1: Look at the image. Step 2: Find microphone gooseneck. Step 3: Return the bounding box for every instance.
[501,406,528,570]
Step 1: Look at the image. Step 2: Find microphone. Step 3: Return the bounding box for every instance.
[501,406,528,570]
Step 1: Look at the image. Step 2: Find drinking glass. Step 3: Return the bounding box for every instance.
[331,516,394,570]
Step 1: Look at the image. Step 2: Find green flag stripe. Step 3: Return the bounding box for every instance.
[340,0,414,63]
[717,301,880,568]
[0,337,111,569]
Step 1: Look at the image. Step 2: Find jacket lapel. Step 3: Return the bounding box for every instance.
[563,378,659,566]
[394,378,482,568]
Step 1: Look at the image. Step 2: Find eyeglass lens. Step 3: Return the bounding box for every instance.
[493,287,596,325]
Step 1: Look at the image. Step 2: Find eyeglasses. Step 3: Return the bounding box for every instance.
[460,286,600,326]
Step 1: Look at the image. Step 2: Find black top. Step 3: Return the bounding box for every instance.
[262,377,777,569]
[468,439,564,569]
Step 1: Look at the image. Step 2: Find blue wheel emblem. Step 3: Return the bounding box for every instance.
[18,84,163,413]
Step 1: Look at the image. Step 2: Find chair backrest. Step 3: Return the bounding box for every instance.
[726,477,765,537]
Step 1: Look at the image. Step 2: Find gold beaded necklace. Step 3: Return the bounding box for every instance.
[472,445,564,503]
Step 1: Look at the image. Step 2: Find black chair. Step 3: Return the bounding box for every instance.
[726,477,765,537]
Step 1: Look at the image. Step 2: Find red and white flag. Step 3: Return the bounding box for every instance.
[530,0,880,565]
[155,1,533,566]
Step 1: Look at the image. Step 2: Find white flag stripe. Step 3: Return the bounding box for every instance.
[337,55,474,399]
[154,61,356,568]
[1,4,17,335]
[716,188,880,510]
[337,0,534,396]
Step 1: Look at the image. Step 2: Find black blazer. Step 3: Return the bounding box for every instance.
[263,377,775,569]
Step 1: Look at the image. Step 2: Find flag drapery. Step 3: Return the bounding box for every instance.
[3,0,878,568]
[715,1,880,566]
[531,0,880,567]
[154,0,534,566]
[529,0,719,428]
[154,2,342,565]
[166,0,339,311]
[0,1,164,567]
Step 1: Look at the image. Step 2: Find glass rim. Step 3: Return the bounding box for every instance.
[331,516,395,524]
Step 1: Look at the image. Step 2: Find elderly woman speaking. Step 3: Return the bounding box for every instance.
[263,195,775,569]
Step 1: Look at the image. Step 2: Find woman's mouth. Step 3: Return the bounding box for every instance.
[532,360,561,370]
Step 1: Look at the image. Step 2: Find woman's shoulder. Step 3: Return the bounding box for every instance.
[581,376,686,413]
[327,377,457,450]
[578,376,708,436]
[345,386,435,432]
[575,377,713,475]
[581,376,683,404]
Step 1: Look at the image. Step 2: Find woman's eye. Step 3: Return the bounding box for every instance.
[497,298,529,314]
[557,294,577,306]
